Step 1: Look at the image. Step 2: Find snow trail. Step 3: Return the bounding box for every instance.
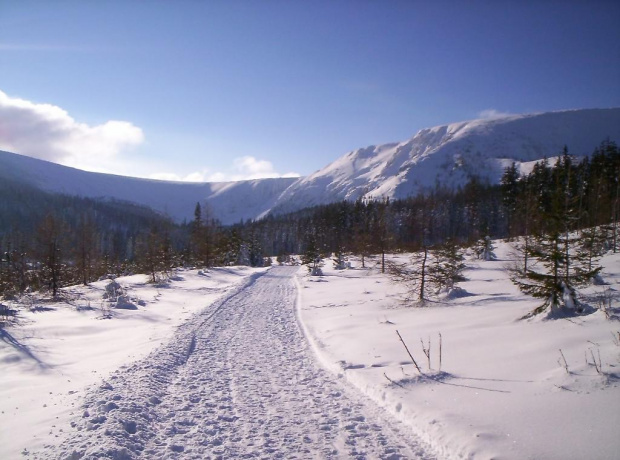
[39,267,433,459]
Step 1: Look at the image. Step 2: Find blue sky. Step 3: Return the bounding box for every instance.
[1,0,619,181]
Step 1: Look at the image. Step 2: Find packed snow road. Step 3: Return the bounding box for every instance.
[39,267,434,459]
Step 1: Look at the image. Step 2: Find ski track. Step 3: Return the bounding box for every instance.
[38,267,435,459]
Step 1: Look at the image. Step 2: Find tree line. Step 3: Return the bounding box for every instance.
[1,141,618,314]
[243,141,618,264]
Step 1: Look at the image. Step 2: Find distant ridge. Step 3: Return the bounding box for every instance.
[269,108,620,215]
[1,108,618,224]
[0,151,296,225]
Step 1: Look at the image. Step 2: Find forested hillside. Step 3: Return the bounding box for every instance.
[0,178,185,294]
[1,141,618,311]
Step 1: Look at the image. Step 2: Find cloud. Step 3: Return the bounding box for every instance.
[220,156,299,181]
[0,90,299,183]
[477,109,516,120]
[230,156,289,180]
[148,156,300,183]
[148,169,211,183]
[0,90,144,170]
[148,172,186,182]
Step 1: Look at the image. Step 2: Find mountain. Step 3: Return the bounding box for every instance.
[0,151,296,225]
[269,108,620,214]
[1,108,618,224]
[0,174,178,248]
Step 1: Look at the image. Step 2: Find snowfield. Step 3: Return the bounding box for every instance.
[297,243,620,460]
[0,267,266,458]
[1,241,619,459]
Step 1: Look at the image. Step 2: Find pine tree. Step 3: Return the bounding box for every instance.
[474,235,496,261]
[511,149,601,318]
[220,229,243,266]
[371,199,391,273]
[578,226,607,273]
[137,225,175,283]
[432,239,466,293]
[0,231,29,296]
[301,235,323,276]
[511,230,601,318]
[75,212,98,286]
[388,245,434,306]
[351,198,373,268]
[36,214,66,297]
[501,162,521,238]
[246,225,264,267]
[190,202,203,264]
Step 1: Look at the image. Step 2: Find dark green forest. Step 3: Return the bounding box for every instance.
[1,141,619,312]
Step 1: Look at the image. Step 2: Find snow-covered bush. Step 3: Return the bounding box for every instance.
[0,303,16,327]
[114,295,138,310]
[103,280,123,301]
[101,280,143,311]
[333,252,347,270]
[475,236,496,261]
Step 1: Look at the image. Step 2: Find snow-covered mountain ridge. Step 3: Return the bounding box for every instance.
[1,108,618,223]
[0,151,297,225]
[270,108,620,214]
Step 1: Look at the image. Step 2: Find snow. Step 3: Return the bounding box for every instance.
[6,267,435,459]
[296,242,620,459]
[3,108,619,225]
[1,242,619,459]
[0,150,296,225]
[0,266,264,458]
[273,108,620,214]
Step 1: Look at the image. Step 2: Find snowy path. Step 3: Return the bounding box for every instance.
[39,267,434,459]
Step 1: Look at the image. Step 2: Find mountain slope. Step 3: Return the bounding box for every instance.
[270,108,620,214]
[2,108,618,223]
[0,151,297,225]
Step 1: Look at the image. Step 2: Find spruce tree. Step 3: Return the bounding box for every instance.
[75,212,98,286]
[301,235,323,276]
[511,150,601,318]
[501,162,520,238]
[36,214,66,297]
[371,199,391,273]
[351,199,373,268]
[432,239,466,293]
[388,245,435,306]
[475,236,496,261]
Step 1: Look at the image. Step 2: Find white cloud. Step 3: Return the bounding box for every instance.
[148,156,300,183]
[0,90,144,171]
[225,156,299,181]
[0,90,300,183]
[478,109,516,120]
[148,169,211,183]
[148,172,185,182]
[231,156,279,180]
[204,172,228,183]
[183,171,210,182]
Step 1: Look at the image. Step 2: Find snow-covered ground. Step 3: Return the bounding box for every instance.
[0,266,265,458]
[3,266,435,459]
[1,241,619,459]
[297,242,620,460]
